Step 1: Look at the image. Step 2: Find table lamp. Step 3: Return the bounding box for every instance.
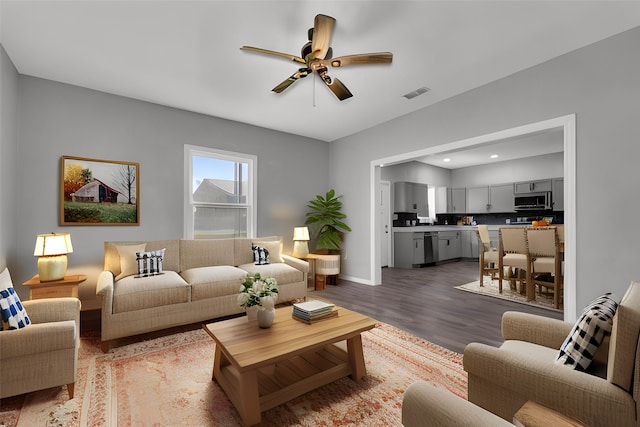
[292,226,310,258]
[34,233,73,281]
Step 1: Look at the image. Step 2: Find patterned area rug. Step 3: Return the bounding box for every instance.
[455,277,562,312]
[0,322,466,426]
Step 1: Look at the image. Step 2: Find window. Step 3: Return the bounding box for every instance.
[184,145,256,239]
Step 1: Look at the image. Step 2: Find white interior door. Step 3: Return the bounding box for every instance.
[379,181,391,267]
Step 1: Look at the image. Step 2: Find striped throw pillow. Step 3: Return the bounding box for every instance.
[135,248,166,277]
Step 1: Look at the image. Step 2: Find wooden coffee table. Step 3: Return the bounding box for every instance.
[203,305,377,426]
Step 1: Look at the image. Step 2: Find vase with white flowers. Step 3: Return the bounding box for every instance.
[237,273,279,327]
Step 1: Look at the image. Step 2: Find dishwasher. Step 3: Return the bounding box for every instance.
[424,232,438,264]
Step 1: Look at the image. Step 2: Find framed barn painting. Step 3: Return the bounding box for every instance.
[60,156,140,226]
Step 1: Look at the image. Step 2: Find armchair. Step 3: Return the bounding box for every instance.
[0,297,81,399]
[463,280,640,426]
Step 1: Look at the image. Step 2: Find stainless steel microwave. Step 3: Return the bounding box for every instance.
[514,192,552,211]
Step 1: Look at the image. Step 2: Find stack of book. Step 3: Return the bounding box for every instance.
[292,300,338,323]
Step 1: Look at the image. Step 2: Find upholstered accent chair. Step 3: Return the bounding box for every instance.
[0,297,81,399]
[463,281,640,426]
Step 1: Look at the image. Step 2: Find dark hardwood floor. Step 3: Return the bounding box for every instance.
[310,260,563,354]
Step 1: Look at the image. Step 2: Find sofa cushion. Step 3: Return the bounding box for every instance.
[608,281,640,392]
[105,240,180,278]
[234,237,282,266]
[252,239,283,263]
[113,271,190,314]
[556,293,618,371]
[239,262,303,286]
[0,268,30,330]
[179,239,235,271]
[180,266,248,301]
[115,243,147,280]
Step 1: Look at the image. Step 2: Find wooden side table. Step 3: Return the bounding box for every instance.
[22,274,87,300]
[513,401,587,427]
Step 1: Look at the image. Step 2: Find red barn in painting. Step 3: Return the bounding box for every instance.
[71,179,122,203]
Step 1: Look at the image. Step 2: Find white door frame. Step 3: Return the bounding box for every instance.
[369,114,576,321]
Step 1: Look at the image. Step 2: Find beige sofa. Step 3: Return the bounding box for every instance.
[96,236,308,351]
[0,297,81,399]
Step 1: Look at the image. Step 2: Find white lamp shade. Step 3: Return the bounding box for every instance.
[293,227,310,241]
[34,233,73,256]
[34,233,72,281]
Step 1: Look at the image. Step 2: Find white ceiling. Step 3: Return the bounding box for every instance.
[1,1,640,143]
[415,128,564,169]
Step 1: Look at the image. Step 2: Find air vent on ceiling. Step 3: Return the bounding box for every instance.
[403,86,430,100]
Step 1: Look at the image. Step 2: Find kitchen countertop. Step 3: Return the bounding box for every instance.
[392,224,534,232]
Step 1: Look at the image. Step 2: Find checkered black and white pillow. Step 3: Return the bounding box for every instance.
[556,293,618,370]
[0,268,30,330]
[135,248,165,277]
[252,245,270,265]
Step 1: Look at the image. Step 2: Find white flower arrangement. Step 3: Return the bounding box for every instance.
[237,273,279,309]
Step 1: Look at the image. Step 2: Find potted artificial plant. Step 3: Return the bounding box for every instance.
[305,189,352,254]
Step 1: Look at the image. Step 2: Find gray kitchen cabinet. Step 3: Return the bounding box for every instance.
[514,179,552,194]
[394,232,424,268]
[435,186,448,214]
[553,178,564,211]
[394,181,429,217]
[467,186,489,213]
[461,229,480,258]
[447,188,466,213]
[466,184,514,213]
[489,183,515,212]
[438,231,461,261]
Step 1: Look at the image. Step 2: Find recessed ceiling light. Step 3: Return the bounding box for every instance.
[443,158,451,162]
[490,154,499,159]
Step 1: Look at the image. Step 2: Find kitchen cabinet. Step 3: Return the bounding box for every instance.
[447,188,466,213]
[461,229,480,258]
[438,231,461,261]
[489,183,515,212]
[394,182,429,217]
[435,186,448,214]
[514,179,552,194]
[394,232,424,268]
[467,186,489,213]
[553,178,564,211]
[466,184,514,213]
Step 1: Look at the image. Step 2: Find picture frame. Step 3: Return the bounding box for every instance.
[60,156,140,226]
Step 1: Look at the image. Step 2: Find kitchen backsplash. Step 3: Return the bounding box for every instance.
[436,211,564,226]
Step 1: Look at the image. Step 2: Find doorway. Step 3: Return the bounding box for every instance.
[370,114,576,321]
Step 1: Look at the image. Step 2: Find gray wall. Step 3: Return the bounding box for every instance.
[14,76,329,309]
[330,26,640,316]
[0,45,18,273]
[452,152,563,188]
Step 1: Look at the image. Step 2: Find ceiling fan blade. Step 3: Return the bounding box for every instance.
[311,14,335,60]
[318,72,353,101]
[330,52,393,67]
[272,69,310,93]
[240,46,305,64]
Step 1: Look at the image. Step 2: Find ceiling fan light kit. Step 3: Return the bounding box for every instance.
[241,14,392,101]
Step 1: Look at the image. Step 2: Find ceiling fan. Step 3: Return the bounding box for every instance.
[240,14,393,101]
